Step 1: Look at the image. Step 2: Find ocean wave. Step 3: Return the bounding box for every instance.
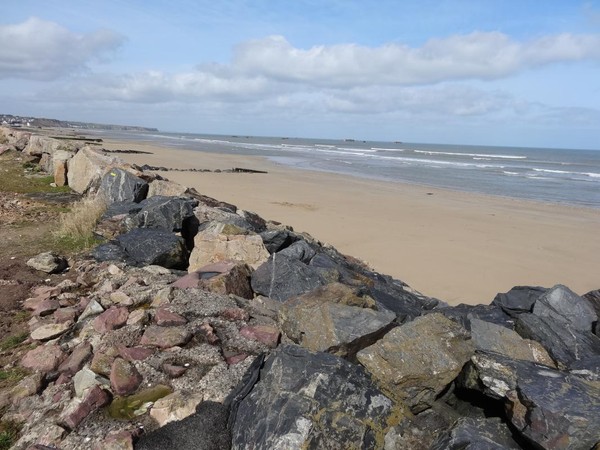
[371,147,405,151]
[503,171,519,175]
[533,168,600,178]
[414,150,526,159]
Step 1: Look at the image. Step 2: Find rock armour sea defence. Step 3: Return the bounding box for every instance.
[1,127,599,450]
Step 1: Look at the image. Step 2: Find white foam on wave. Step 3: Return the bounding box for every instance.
[503,171,519,175]
[533,168,600,179]
[414,150,526,159]
[371,147,405,152]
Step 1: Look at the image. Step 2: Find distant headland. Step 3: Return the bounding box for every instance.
[0,113,158,132]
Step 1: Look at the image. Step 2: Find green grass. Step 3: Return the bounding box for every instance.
[0,368,27,383]
[0,421,21,450]
[0,332,28,352]
[0,153,71,194]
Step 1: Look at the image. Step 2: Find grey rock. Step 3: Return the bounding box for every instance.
[230,345,405,449]
[91,242,128,264]
[251,254,327,301]
[435,303,514,331]
[533,284,597,332]
[491,285,547,316]
[430,417,522,450]
[459,351,521,399]
[277,239,316,263]
[515,313,600,369]
[125,195,198,232]
[26,251,68,274]
[135,401,230,450]
[99,167,148,203]
[260,229,298,253]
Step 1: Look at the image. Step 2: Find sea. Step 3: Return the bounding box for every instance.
[91,130,600,209]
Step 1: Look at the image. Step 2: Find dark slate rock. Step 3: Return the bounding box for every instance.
[435,304,514,331]
[533,284,597,332]
[505,359,600,450]
[236,209,267,233]
[277,239,316,263]
[570,355,600,381]
[230,345,404,449]
[251,254,326,301]
[103,200,141,219]
[491,285,547,316]
[583,289,600,319]
[260,229,298,253]
[515,313,600,369]
[93,229,188,269]
[430,417,521,450]
[125,196,198,232]
[135,401,230,450]
[99,168,148,203]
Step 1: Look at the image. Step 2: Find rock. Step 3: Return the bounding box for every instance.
[459,352,522,399]
[97,431,135,450]
[280,284,395,357]
[239,325,281,348]
[175,261,254,299]
[124,195,197,232]
[163,363,187,378]
[515,313,600,369]
[491,285,547,316]
[197,323,220,345]
[470,318,554,366]
[277,239,316,263]
[67,146,121,194]
[118,346,154,361]
[58,342,93,376]
[78,299,104,322]
[533,284,597,332]
[30,322,70,341]
[505,359,600,450]
[155,307,187,326]
[10,373,44,403]
[260,229,298,253]
[90,351,117,377]
[60,385,112,430]
[53,158,69,186]
[357,313,474,412]
[93,306,129,333]
[430,417,522,450]
[193,204,258,232]
[94,228,188,269]
[230,345,405,449]
[149,391,203,427]
[26,251,68,274]
[110,358,143,396]
[0,144,11,155]
[188,222,269,271]
[99,167,148,203]
[147,179,188,197]
[136,401,230,450]
[21,344,65,372]
[583,289,600,320]
[220,307,250,322]
[126,309,149,326]
[73,367,109,398]
[251,254,327,301]
[32,298,60,316]
[236,209,267,233]
[23,135,63,157]
[140,325,192,349]
[435,303,514,331]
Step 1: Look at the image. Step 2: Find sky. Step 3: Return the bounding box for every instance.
[1,1,600,149]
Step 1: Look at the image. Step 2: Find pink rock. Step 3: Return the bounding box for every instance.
[93,306,129,333]
[90,351,116,377]
[21,344,65,372]
[95,431,136,450]
[60,385,112,430]
[32,298,60,317]
[197,323,220,345]
[140,325,192,349]
[171,271,201,289]
[225,353,249,365]
[221,307,250,322]
[54,307,79,323]
[117,346,154,361]
[58,342,92,376]
[240,325,281,348]
[162,363,187,378]
[155,307,187,326]
[56,373,72,385]
[31,285,61,299]
[110,358,143,396]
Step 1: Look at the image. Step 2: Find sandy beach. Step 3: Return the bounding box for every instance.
[102,138,600,306]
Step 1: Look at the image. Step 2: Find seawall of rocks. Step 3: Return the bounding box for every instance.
[1,126,599,450]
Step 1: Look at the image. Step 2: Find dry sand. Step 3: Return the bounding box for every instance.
[103,138,600,306]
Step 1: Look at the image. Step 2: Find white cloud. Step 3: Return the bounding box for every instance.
[0,17,124,80]
[232,32,600,86]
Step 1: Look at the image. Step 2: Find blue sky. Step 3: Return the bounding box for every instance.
[1,1,600,149]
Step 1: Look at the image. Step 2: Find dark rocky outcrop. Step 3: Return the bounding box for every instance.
[430,417,522,450]
[491,285,547,316]
[99,167,149,203]
[230,345,405,449]
[532,284,597,332]
[124,196,198,232]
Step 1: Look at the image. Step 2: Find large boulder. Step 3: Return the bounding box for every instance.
[279,283,395,358]
[251,254,327,301]
[357,313,474,412]
[188,222,269,271]
[532,284,597,332]
[430,417,522,450]
[98,167,148,203]
[24,135,64,157]
[435,303,514,331]
[491,285,547,316]
[230,345,406,449]
[124,196,198,232]
[147,179,188,198]
[260,229,299,254]
[26,251,68,274]
[92,228,188,269]
[67,147,121,194]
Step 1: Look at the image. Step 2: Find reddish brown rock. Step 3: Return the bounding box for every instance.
[54,159,68,186]
[197,323,220,345]
[21,344,65,372]
[93,306,129,333]
[90,351,116,377]
[220,307,250,322]
[53,307,79,323]
[140,325,192,349]
[58,342,93,376]
[32,298,60,317]
[201,263,254,299]
[240,325,280,348]
[225,352,249,365]
[155,307,187,326]
[60,385,112,430]
[117,346,154,361]
[171,271,202,289]
[162,363,188,378]
[110,358,143,396]
[94,430,136,450]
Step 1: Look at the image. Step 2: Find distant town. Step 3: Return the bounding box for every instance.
[0,114,158,132]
